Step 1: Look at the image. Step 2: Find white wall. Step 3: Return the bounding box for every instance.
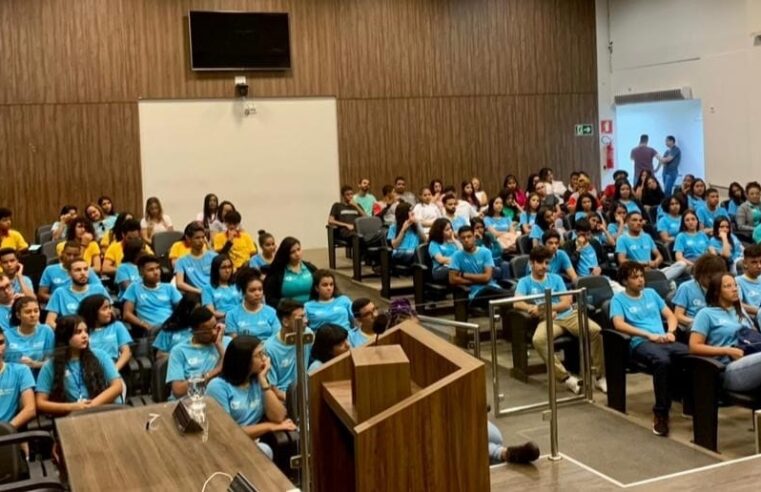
[597,0,761,187]
[139,98,340,249]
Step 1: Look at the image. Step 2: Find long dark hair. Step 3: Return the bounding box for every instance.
[689,178,706,199]
[679,209,700,232]
[634,170,653,190]
[9,296,38,327]
[217,201,236,223]
[220,335,261,386]
[613,179,633,201]
[712,217,736,253]
[428,217,451,245]
[309,269,341,301]
[641,177,665,206]
[470,217,494,248]
[526,173,539,193]
[393,202,416,238]
[310,324,348,365]
[535,206,555,232]
[161,296,199,333]
[269,237,301,275]
[202,194,218,228]
[65,216,95,241]
[503,174,519,192]
[461,181,479,207]
[705,274,748,324]
[210,254,234,288]
[111,213,134,242]
[77,294,112,329]
[50,316,108,403]
[729,182,746,206]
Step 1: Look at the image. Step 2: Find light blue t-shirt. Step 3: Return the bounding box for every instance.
[304,296,353,331]
[265,331,313,391]
[201,284,242,318]
[656,215,681,238]
[249,254,271,270]
[484,216,512,233]
[0,303,11,331]
[175,251,217,290]
[3,324,55,364]
[447,215,468,233]
[727,200,739,217]
[10,276,33,295]
[697,206,728,230]
[207,377,264,426]
[674,231,709,261]
[166,337,232,384]
[527,250,573,276]
[428,241,459,270]
[610,288,667,348]
[688,195,705,212]
[615,233,656,263]
[115,263,141,300]
[515,273,573,320]
[519,211,536,227]
[36,348,121,402]
[529,224,545,242]
[122,282,182,328]
[619,200,641,214]
[607,223,620,236]
[692,307,753,364]
[88,321,133,362]
[672,279,706,318]
[152,327,193,354]
[576,243,599,276]
[39,264,102,295]
[386,224,421,253]
[0,362,35,422]
[448,247,499,300]
[225,304,280,338]
[737,276,761,309]
[348,328,370,348]
[47,284,111,317]
[308,360,323,372]
[708,235,743,262]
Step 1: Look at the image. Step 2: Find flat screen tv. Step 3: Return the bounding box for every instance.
[188,11,291,71]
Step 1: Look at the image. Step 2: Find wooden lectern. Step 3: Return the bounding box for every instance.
[309,320,489,491]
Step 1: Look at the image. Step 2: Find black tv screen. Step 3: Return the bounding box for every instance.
[188,11,291,71]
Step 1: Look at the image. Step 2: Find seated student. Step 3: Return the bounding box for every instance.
[39,241,103,303]
[656,196,684,245]
[725,182,745,218]
[484,196,518,252]
[441,193,469,232]
[153,296,198,360]
[614,180,645,216]
[99,212,132,250]
[673,255,727,328]
[0,274,14,331]
[167,307,231,399]
[709,217,743,273]
[226,269,279,338]
[690,274,761,393]
[174,222,217,296]
[412,187,442,236]
[373,184,400,226]
[349,298,377,348]
[514,246,606,395]
[539,230,577,284]
[45,258,111,329]
[212,211,257,271]
[84,202,114,242]
[55,216,102,271]
[0,328,37,429]
[304,270,353,332]
[203,254,241,322]
[207,335,296,460]
[6,297,54,371]
[606,202,628,243]
[498,191,521,225]
[572,193,601,224]
[686,178,707,211]
[674,210,710,273]
[0,248,33,297]
[210,201,236,235]
[565,219,623,292]
[78,295,133,371]
[197,193,219,237]
[141,197,174,244]
[737,181,761,235]
[471,217,502,268]
[427,218,460,283]
[36,315,123,415]
[737,244,761,316]
[529,207,555,248]
[98,196,117,223]
[103,218,152,275]
[263,237,316,307]
[264,299,314,401]
[328,185,366,240]
[615,211,686,282]
[448,226,511,306]
[519,193,541,235]
[354,178,377,215]
[587,214,616,248]
[114,238,144,301]
[610,261,685,436]
[122,255,182,333]
[308,324,350,372]
[51,205,78,241]
[0,208,28,253]
[697,188,729,232]
[249,230,276,271]
[386,202,426,266]
[167,225,208,268]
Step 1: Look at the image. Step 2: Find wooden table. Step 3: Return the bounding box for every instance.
[56,399,296,492]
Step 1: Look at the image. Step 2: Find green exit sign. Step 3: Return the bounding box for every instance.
[575,124,594,137]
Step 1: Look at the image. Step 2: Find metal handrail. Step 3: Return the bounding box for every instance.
[417,315,482,358]
[292,318,311,491]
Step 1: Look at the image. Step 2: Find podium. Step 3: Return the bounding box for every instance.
[309,320,489,491]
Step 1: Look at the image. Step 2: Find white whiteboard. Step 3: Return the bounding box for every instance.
[139,98,340,249]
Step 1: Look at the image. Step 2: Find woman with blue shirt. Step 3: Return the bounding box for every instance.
[530,207,556,248]
[0,329,36,429]
[6,297,54,371]
[614,180,645,217]
[690,274,761,393]
[427,218,460,282]
[573,193,601,224]
[263,237,317,308]
[674,210,710,270]
[207,335,296,460]
[308,324,350,372]
[484,196,518,252]
[709,217,743,273]
[153,296,198,360]
[606,202,628,241]
[203,255,241,321]
[35,315,123,416]
[519,193,541,235]
[249,230,276,272]
[726,182,745,218]
[656,196,684,245]
[687,178,707,211]
[471,218,502,263]
[115,238,144,301]
[78,295,133,371]
[228,269,280,338]
[304,270,353,332]
[386,201,426,266]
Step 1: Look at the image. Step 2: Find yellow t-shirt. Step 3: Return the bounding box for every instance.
[104,241,154,268]
[212,231,256,269]
[168,241,207,261]
[56,241,101,266]
[0,230,28,251]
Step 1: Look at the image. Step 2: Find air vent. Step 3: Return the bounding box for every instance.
[614,87,693,105]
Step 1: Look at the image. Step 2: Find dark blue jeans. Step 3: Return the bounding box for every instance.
[663,170,678,198]
[632,341,689,415]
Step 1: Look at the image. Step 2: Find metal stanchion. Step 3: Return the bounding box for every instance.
[575,288,594,402]
[416,315,481,359]
[756,410,761,455]
[489,303,503,418]
[544,288,561,461]
[287,317,313,492]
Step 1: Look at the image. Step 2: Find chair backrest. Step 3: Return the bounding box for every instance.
[19,252,47,291]
[518,235,533,255]
[355,216,382,238]
[151,356,170,403]
[644,269,671,298]
[416,243,434,281]
[647,205,659,224]
[38,229,53,245]
[35,224,53,244]
[510,255,529,280]
[41,241,58,262]
[576,276,614,307]
[152,231,184,258]
[0,422,24,484]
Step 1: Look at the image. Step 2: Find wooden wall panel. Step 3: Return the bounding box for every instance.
[0,104,142,240]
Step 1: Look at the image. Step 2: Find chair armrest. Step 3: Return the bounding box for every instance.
[0,430,54,448]
[684,354,726,374]
[0,477,65,492]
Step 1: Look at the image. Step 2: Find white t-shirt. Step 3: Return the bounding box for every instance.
[141,215,173,233]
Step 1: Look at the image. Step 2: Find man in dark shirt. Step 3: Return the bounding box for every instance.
[328,185,365,240]
[631,134,658,178]
[657,136,681,197]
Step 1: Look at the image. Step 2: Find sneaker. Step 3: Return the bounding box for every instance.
[564,375,582,395]
[505,441,541,464]
[595,377,608,394]
[653,413,669,436]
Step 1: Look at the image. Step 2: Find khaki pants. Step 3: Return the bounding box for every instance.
[531,309,604,381]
